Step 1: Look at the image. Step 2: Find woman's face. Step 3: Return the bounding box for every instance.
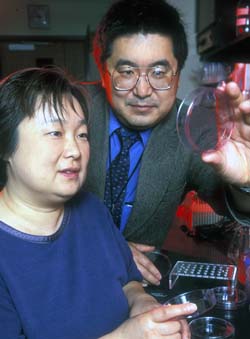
[6,97,90,207]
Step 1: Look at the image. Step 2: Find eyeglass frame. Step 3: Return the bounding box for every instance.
[109,65,178,91]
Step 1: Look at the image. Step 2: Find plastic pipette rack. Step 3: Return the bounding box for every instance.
[169,261,237,289]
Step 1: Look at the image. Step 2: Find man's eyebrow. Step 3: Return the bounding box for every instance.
[115,59,171,68]
[115,59,138,68]
[148,60,171,68]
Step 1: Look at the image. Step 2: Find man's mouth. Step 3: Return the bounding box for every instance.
[129,104,156,112]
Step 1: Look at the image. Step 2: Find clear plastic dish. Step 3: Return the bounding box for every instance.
[213,286,247,310]
[177,86,234,153]
[143,250,172,294]
[189,316,235,338]
[145,250,171,279]
[164,288,216,319]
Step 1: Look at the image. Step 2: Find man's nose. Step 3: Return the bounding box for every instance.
[133,74,153,97]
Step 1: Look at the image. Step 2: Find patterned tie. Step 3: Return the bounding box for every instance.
[104,127,140,227]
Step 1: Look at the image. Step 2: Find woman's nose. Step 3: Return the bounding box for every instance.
[64,138,81,159]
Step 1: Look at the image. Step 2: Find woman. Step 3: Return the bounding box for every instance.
[0,67,196,339]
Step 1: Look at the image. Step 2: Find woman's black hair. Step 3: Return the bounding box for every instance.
[0,67,89,188]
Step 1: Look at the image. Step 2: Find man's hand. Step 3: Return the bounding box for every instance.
[202,81,250,187]
[128,241,162,285]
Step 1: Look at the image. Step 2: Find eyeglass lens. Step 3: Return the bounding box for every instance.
[112,66,175,90]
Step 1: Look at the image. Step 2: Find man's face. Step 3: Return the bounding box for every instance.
[101,33,179,130]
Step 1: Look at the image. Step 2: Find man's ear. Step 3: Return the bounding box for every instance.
[100,66,109,88]
[100,73,106,88]
[99,67,113,106]
[173,72,180,91]
[0,153,8,162]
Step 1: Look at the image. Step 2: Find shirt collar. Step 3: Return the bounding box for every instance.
[109,108,151,146]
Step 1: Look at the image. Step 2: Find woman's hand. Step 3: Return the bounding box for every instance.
[123,281,161,317]
[100,302,197,339]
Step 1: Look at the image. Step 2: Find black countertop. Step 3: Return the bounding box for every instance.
[144,220,250,339]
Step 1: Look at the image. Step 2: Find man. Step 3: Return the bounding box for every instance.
[84,0,250,285]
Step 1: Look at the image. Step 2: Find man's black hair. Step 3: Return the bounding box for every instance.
[93,0,188,72]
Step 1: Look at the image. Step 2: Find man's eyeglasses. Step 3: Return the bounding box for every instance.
[111,65,177,91]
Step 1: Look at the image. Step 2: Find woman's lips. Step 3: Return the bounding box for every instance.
[59,169,80,179]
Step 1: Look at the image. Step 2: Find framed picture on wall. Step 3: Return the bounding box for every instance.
[27,5,50,29]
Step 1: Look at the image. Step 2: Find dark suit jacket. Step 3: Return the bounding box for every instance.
[83,83,227,247]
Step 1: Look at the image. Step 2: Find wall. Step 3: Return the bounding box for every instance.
[0,0,113,37]
[168,0,202,99]
[0,0,201,98]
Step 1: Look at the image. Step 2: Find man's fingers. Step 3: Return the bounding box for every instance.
[129,241,155,253]
[239,100,250,125]
[134,255,162,285]
[132,250,162,285]
[128,242,161,285]
[137,262,161,285]
[225,81,243,107]
[201,149,222,167]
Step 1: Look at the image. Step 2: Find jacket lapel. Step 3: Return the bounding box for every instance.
[125,102,180,235]
[85,87,110,198]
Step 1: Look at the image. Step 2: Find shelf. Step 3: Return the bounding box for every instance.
[200,34,250,63]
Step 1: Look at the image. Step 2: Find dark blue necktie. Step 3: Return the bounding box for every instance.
[104,127,140,227]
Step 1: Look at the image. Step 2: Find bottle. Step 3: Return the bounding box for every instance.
[236,0,250,36]
[237,226,250,301]
[245,260,250,302]
[238,251,250,285]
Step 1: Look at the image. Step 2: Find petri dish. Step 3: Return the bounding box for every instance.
[177,86,234,153]
[145,250,172,279]
[164,288,216,319]
[213,286,247,310]
[143,250,171,299]
[189,316,235,339]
